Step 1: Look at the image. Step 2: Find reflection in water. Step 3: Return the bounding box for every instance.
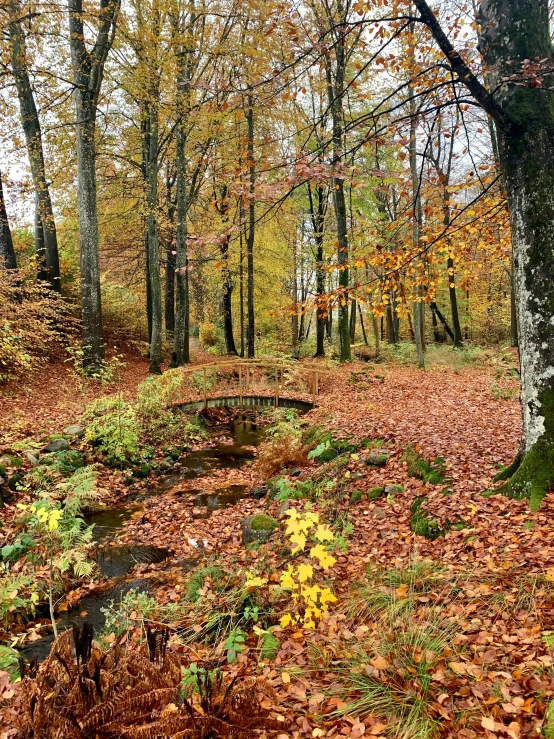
[19,419,264,663]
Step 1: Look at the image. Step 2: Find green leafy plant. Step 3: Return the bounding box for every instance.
[101,588,158,636]
[136,370,183,442]
[16,498,95,634]
[84,395,140,466]
[224,627,247,663]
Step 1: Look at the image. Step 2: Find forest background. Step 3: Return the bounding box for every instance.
[0,0,514,380]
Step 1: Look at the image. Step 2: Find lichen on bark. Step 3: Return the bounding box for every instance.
[494,389,554,510]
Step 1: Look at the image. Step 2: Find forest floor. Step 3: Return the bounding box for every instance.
[1,343,554,739]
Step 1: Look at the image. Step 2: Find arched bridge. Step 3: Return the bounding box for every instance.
[170,359,331,413]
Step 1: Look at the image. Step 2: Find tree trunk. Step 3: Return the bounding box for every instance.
[510,274,518,348]
[147,96,162,375]
[171,91,190,366]
[0,170,17,269]
[325,14,350,363]
[372,314,380,357]
[409,80,425,368]
[34,197,47,282]
[165,240,176,338]
[245,96,255,358]
[8,0,60,290]
[76,122,105,371]
[474,0,554,507]
[221,234,237,355]
[386,304,396,344]
[358,304,368,346]
[68,0,118,372]
[416,0,554,507]
[349,298,357,344]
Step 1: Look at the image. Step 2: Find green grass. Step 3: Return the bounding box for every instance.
[332,560,462,738]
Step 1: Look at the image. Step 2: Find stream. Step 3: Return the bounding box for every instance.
[19,417,264,662]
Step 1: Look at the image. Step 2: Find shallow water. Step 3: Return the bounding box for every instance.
[19,419,263,662]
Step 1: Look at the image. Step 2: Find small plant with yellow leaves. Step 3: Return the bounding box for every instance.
[15,499,95,635]
[279,508,338,629]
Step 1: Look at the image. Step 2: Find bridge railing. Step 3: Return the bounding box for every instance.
[171,358,332,410]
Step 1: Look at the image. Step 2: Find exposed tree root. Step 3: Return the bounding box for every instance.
[494,440,554,511]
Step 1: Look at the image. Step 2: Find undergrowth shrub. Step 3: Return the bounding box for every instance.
[83,396,140,466]
[136,369,183,442]
[199,322,220,348]
[0,267,77,382]
[16,625,283,738]
[254,420,305,477]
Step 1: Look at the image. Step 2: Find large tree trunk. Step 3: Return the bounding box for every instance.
[171,87,190,367]
[245,97,255,358]
[9,0,60,289]
[475,0,554,508]
[0,170,17,269]
[76,122,105,371]
[68,0,118,372]
[146,97,162,375]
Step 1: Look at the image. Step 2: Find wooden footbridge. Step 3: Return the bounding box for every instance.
[171,358,331,412]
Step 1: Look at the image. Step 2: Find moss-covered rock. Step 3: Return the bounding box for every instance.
[251,514,279,531]
[385,484,403,495]
[350,489,364,504]
[133,463,152,479]
[8,473,23,491]
[241,514,279,545]
[365,452,389,467]
[368,486,385,500]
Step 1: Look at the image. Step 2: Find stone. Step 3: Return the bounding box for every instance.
[365,452,389,467]
[8,473,23,491]
[249,486,268,500]
[25,452,39,466]
[241,514,279,545]
[0,477,5,487]
[373,506,386,520]
[385,484,404,495]
[192,506,210,519]
[0,456,11,468]
[160,457,174,471]
[289,467,302,477]
[351,471,364,481]
[350,490,363,504]
[276,500,290,517]
[63,425,84,438]
[368,486,385,500]
[42,439,70,454]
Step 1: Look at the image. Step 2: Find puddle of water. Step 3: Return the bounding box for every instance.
[19,578,149,664]
[95,545,171,578]
[193,484,249,511]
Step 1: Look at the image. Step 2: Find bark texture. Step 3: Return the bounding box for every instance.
[8,0,60,289]
[68,0,119,372]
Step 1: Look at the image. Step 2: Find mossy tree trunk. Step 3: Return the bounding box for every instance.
[414,0,554,508]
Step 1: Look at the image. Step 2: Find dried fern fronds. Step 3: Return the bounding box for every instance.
[16,624,284,739]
